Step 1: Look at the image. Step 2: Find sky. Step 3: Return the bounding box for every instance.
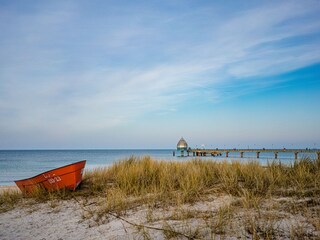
[0,0,320,149]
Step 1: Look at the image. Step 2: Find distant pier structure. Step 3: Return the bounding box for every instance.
[173,139,320,160]
[188,148,320,160]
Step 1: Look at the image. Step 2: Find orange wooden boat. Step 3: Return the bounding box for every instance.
[15,160,86,193]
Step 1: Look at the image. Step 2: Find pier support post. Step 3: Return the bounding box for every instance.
[257,152,260,158]
[294,152,298,160]
[203,152,206,157]
[274,152,278,159]
[226,152,229,157]
[173,151,175,156]
[193,152,195,157]
[240,152,244,158]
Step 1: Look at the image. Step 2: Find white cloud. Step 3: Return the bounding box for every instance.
[0,0,319,143]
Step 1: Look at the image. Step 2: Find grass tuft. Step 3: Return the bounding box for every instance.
[0,189,22,212]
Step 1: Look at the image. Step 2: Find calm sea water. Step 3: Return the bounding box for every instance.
[0,149,317,186]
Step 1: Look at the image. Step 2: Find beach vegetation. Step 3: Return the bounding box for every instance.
[82,156,320,200]
[0,189,22,212]
[1,156,319,238]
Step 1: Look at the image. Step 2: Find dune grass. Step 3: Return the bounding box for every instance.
[1,156,319,238]
[82,156,320,200]
[0,189,22,212]
[1,156,319,211]
[2,156,319,207]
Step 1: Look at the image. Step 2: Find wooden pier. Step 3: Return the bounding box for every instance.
[182,148,320,160]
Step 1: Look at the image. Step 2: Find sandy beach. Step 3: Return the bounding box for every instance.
[1,192,319,240]
[1,197,139,240]
[1,157,320,239]
[0,193,234,240]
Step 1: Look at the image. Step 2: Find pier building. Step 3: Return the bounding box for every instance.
[176,137,189,157]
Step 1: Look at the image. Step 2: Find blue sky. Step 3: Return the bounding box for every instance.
[0,0,320,149]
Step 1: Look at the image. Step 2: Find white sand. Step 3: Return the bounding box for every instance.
[0,195,233,240]
[0,194,319,239]
[0,199,137,240]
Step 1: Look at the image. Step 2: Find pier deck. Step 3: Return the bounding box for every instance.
[184,148,320,159]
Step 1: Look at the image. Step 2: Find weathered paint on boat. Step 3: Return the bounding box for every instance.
[15,160,86,193]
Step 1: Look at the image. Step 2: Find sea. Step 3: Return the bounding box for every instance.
[0,149,317,186]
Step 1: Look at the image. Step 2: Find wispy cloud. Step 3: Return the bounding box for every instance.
[0,0,319,145]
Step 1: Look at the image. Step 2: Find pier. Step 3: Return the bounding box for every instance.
[187,148,320,160]
[175,138,319,159]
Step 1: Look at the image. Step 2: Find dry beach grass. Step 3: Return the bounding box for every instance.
[1,156,320,239]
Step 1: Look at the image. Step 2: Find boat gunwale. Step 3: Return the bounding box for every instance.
[14,160,86,183]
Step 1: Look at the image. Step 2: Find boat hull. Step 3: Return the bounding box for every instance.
[15,160,86,193]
